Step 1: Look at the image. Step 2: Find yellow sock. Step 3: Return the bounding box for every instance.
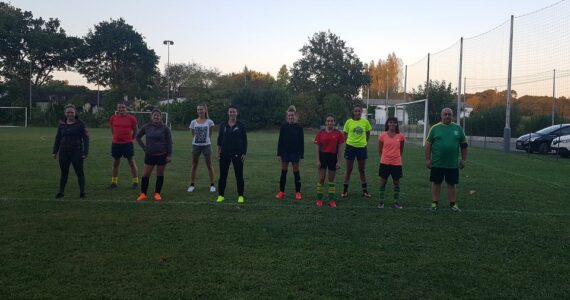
[132,177,139,184]
[111,177,118,184]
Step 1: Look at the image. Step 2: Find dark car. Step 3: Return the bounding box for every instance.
[516,124,570,154]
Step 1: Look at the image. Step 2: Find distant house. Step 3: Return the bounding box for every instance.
[32,87,104,112]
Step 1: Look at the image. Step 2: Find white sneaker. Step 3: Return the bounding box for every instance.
[187,185,195,192]
[210,185,216,192]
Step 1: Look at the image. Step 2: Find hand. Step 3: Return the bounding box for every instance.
[317,161,321,168]
[277,156,281,162]
[241,154,246,162]
[216,153,221,160]
[81,155,87,160]
[166,156,172,163]
[426,159,432,169]
[52,154,57,160]
[336,163,341,170]
[459,159,466,169]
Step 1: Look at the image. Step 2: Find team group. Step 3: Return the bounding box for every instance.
[52,102,468,210]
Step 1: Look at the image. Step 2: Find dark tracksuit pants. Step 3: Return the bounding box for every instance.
[218,154,244,197]
[58,150,85,194]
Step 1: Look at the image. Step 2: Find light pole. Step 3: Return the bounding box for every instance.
[163,40,174,104]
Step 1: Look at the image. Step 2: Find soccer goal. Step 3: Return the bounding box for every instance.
[0,107,28,128]
[393,99,428,145]
[115,111,170,128]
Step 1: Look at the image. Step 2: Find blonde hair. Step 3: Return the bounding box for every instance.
[286,105,298,122]
[197,103,209,119]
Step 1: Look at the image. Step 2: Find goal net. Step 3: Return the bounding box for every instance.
[0,107,28,127]
[393,99,428,145]
[115,111,170,128]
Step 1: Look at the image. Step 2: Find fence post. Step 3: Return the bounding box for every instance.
[423,53,430,147]
[457,37,463,123]
[504,15,514,152]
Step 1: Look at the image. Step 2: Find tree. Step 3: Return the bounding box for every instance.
[276,64,290,89]
[412,80,455,125]
[77,18,159,100]
[0,3,81,87]
[290,31,370,101]
[367,53,403,99]
[164,62,220,98]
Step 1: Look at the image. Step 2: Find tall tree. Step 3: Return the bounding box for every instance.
[368,52,403,98]
[276,64,290,88]
[0,2,81,87]
[290,31,369,100]
[77,18,159,99]
[412,80,455,124]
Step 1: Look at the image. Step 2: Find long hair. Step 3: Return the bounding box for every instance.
[198,103,209,119]
[385,116,400,133]
[351,104,363,119]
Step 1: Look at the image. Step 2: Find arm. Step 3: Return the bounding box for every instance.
[378,140,384,161]
[425,142,432,169]
[52,126,62,157]
[299,126,304,159]
[316,143,321,168]
[132,118,138,140]
[277,126,284,157]
[366,131,371,143]
[241,123,248,161]
[165,126,173,157]
[336,144,343,169]
[216,123,223,160]
[460,144,468,169]
[81,123,90,158]
[135,124,146,152]
[400,140,405,156]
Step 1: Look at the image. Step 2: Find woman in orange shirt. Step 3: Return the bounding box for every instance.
[377,117,405,209]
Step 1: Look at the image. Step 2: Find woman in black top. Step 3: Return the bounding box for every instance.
[135,109,173,201]
[275,105,304,201]
[215,105,247,204]
[52,104,89,199]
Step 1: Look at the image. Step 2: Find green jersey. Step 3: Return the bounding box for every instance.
[343,118,372,148]
[426,122,466,168]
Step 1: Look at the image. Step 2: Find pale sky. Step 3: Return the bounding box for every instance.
[9,0,563,90]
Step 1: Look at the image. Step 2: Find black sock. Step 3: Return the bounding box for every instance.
[155,176,164,194]
[343,183,349,193]
[450,202,456,207]
[293,171,301,193]
[190,182,195,186]
[141,177,149,194]
[361,182,368,193]
[279,170,287,192]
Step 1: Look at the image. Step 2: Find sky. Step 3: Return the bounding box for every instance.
[9,0,562,89]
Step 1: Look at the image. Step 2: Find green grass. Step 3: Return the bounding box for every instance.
[0,127,569,299]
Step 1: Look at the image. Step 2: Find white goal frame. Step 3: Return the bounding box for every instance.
[115,111,170,128]
[393,98,428,145]
[0,107,28,128]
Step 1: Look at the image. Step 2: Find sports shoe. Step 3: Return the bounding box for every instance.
[79,193,86,199]
[315,199,324,207]
[377,202,385,209]
[430,202,438,211]
[328,200,337,208]
[55,192,64,199]
[131,183,138,190]
[275,191,285,199]
[362,191,372,198]
[153,193,162,201]
[187,185,195,192]
[210,185,216,192]
[393,203,403,209]
[450,204,462,212]
[237,196,245,204]
[137,193,147,201]
[107,183,118,190]
[340,192,348,198]
[216,195,225,203]
[295,192,302,201]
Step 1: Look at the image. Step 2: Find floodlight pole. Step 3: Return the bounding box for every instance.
[552,69,556,125]
[504,15,514,153]
[163,40,174,113]
[403,65,407,102]
[423,53,430,147]
[29,61,32,121]
[457,37,463,124]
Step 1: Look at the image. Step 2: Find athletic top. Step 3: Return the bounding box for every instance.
[217,121,247,156]
[189,118,214,146]
[343,118,372,148]
[277,123,304,158]
[426,122,466,168]
[314,129,344,154]
[136,122,173,156]
[53,118,89,156]
[109,114,137,144]
[378,132,405,166]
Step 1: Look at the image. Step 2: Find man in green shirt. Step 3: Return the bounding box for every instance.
[425,108,468,212]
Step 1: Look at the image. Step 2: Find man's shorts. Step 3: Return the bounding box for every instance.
[144,154,167,166]
[111,143,134,159]
[281,152,301,163]
[319,152,338,170]
[192,144,212,159]
[344,145,367,161]
[430,167,459,185]
[379,164,403,180]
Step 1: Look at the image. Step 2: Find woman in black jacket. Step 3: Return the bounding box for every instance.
[52,104,89,199]
[275,105,304,201]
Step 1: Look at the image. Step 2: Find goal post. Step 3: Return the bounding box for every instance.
[115,111,170,128]
[0,107,28,128]
[393,99,427,145]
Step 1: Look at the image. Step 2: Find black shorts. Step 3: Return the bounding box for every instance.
[144,154,167,166]
[111,143,134,159]
[344,145,367,161]
[319,152,338,170]
[281,152,301,163]
[430,167,459,185]
[379,164,403,180]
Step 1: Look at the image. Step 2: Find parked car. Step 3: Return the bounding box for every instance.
[515,124,570,154]
[551,135,570,157]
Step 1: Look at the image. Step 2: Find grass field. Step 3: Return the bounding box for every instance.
[1,127,569,299]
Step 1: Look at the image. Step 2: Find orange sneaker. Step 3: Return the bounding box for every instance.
[328,200,337,208]
[136,193,147,201]
[275,191,285,199]
[153,193,162,201]
[295,192,302,201]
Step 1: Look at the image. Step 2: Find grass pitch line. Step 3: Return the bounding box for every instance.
[470,160,569,190]
[1,196,568,217]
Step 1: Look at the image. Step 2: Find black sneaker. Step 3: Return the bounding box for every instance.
[55,192,64,199]
[107,183,118,190]
[79,193,86,199]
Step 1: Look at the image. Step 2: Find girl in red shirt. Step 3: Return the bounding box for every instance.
[377,117,405,209]
[313,114,344,207]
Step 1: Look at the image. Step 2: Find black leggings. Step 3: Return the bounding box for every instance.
[218,154,244,197]
[58,150,85,194]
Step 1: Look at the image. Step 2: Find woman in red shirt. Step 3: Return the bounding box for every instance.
[313,114,344,208]
[377,117,405,209]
